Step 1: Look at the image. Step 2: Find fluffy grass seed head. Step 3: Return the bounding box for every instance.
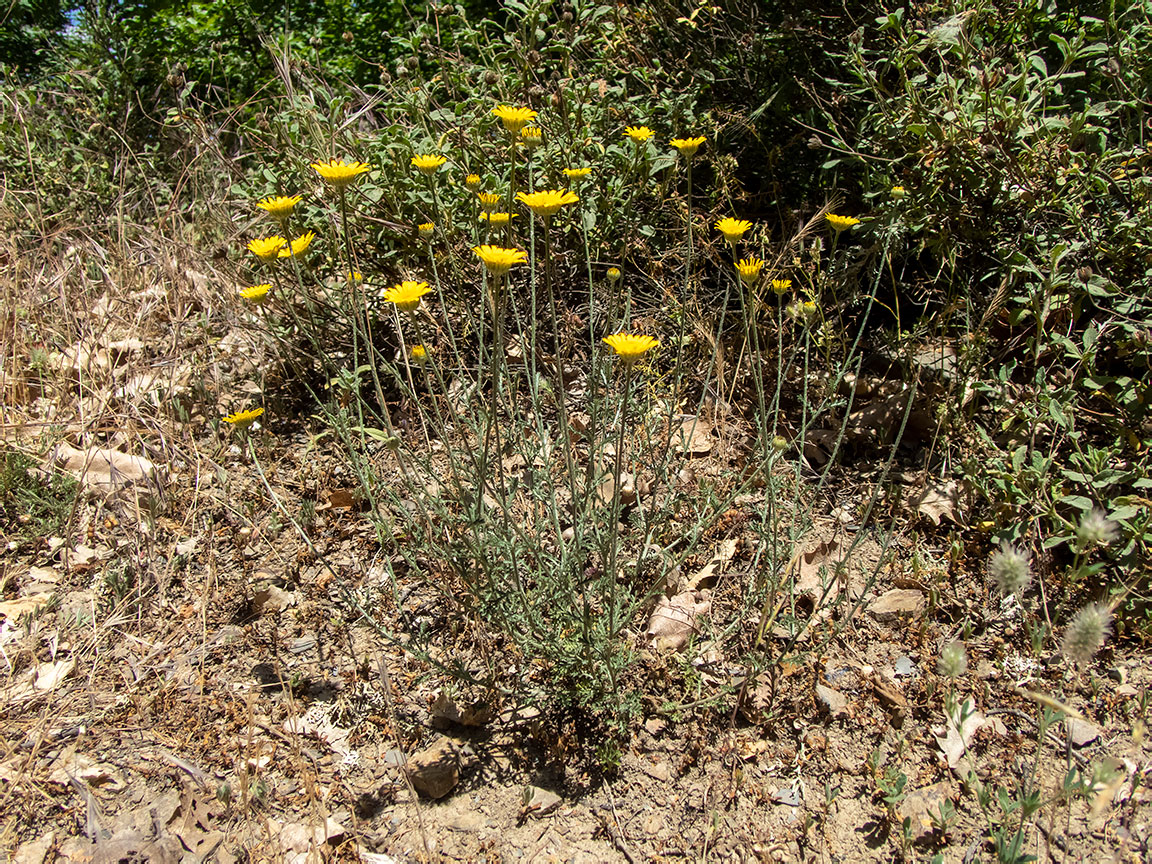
[736,257,763,285]
[520,126,543,150]
[477,191,503,213]
[247,235,286,260]
[493,104,537,133]
[564,167,592,179]
[517,189,578,219]
[826,213,861,232]
[465,173,482,191]
[771,278,793,295]
[716,217,752,245]
[418,222,435,240]
[277,231,316,258]
[256,195,302,220]
[411,154,447,175]
[311,158,370,189]
[479,212,515,226]
[1060,603,1112,666]
[1076,509,1118,550]
[670,136,706,158]
[988,543,1031,596]
[607,266,621,283]
[473,244,528,276]
[603,332,659,364]
[222,407,264,429]
[937,641,968,679]
[383,280,431,312]
[239,284,272,303]
[624,125,655,144]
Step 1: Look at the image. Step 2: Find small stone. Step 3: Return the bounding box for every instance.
[868,589,925,621]
[521,785,562,816]
[640,760,671,782]
[1107,666,1127,684]
[13,831,55,864]
[815,684,849,719]
[405,738,460,799]
[1067,718,1101,748]
[445,811,484,832]
[897,781,955,844]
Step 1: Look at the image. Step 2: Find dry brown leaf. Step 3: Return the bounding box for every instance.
[933,701,985,769]
[646,590,711,652]
[908,479,961,526]
[51,442,160,499]
[684,537,737,591]
[0,593,55,622]
[671,416,713,456]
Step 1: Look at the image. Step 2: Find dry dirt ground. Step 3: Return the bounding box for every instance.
[1,253,1150,863]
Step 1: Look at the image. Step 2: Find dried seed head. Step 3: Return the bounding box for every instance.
[1076,509,1117,550]
[1060,603,1112,666]
[937,641,968,680]
[988,543,1031,597]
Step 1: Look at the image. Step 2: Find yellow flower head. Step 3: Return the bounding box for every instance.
[465,173,482,191]
[222,407,264,428]
[418,222,435,239]
[277,231,316,258]
[771,278,792,295]
[473,244,528,276]
[602,332,659,364]
[239,284,272,303]
[517,189,579,219]
[480,212,516,226]
[411,154,448,175]
[256,195,303,219]
[311,158,371,189]
[348,270,363,282]
[624,126,655,144]
[520,126,543,150]
[826,213,861,232]
[606,266,621,283]
[891,185,907,199]
[736,257,763,285]
[247,235,286,260]
[477,191,503,212]
[383,280,431,312]
[670,136,706,158]
[493,105,537,133]
[802,300,818,320]
[716,217,753,245]
[410,344,428,364]
[564,167,592,179]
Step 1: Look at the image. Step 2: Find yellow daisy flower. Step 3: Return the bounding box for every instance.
[222,407,264,428]
[473,244,528,276]
[602,332,659,364]
[771,278,792,295]
[348,271,363,282]
[479,212,516,226]
[477,191,503,212]
[256,195,302,219]
[383,280,431,312]
[311,158,371,188]
[418,222,435,239]
[520,127,543,150]
[891,186,907,199]
[247,235,286,260]
[411,154,448,175]
[826,213,861,232]
[277,231,316,258]
[670,136,706,158]
[564,167,592,179]
[493,105,537,133]
[736,257,763,285]
[516,189,579,219]
[239,284,272,303]
[606,267,621,282]
[624,126,655,143]
[465,173,482,191]
[716,217,752,245]
[410,344,428,364]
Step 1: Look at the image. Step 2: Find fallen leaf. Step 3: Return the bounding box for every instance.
[933,700,985,769]
[908,479,961,526]
[671,416,713,456]
[683,537,737,591]
[0,594,55,622]
[646,590,712,652]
